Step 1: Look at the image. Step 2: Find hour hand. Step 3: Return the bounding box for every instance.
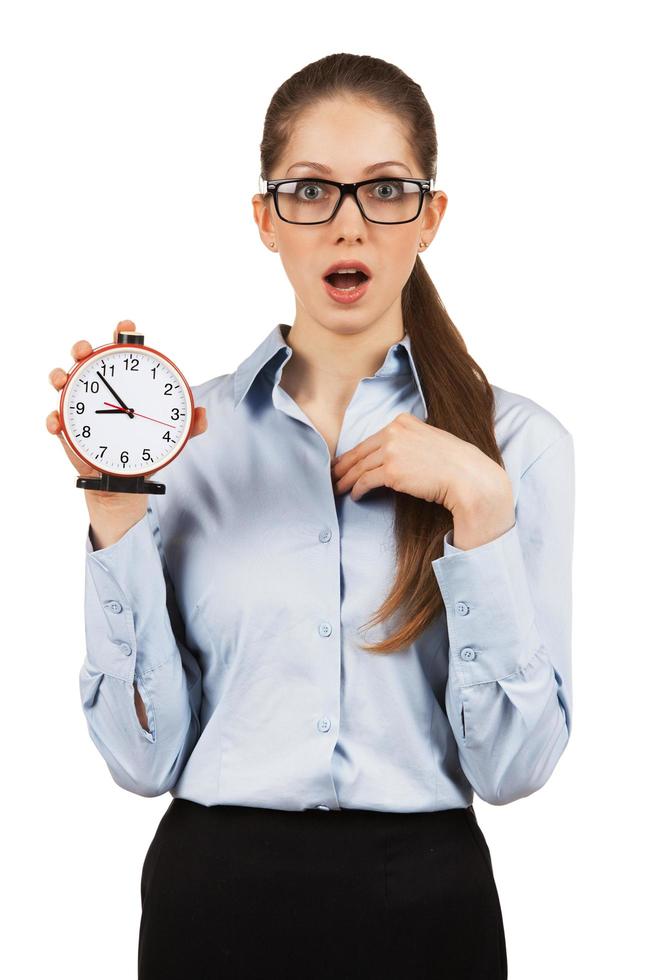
[97,401,135,418]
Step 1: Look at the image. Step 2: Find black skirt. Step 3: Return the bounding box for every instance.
[138,797,507,979]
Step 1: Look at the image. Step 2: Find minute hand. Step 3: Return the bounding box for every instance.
[96,370,134,418]
[102,402,175,428]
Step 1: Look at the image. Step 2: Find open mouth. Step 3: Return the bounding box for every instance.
[323,270,370,291]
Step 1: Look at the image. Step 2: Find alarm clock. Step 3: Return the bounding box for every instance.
[59,330,194,494]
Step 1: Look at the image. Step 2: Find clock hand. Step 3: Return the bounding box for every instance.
[96,371,133,418]
[102,401,176,428]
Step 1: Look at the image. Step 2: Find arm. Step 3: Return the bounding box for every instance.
[79,501,202,797]
[431,430,575,805]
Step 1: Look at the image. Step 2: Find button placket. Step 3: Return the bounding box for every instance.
[315,518,337,766]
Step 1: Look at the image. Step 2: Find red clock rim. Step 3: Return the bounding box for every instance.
[58,341,196,479]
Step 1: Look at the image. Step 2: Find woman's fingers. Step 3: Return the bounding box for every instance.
[48,366,68,390]
[47,335,102,476]
[190,405,208,438]
[49,320,136,391]
[46,407,99,476]
[70,338,94,360]
[45,409,63,435]
[48,337,94,392]
[113,319,137,343]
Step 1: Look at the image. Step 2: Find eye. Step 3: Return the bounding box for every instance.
[295,181,327,201]
[370,180,404,200]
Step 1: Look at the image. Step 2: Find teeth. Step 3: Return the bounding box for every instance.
[327,268,364,275]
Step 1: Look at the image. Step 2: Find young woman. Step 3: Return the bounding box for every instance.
[47,53,574,979]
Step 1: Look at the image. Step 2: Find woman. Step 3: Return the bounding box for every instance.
[47,53,574,979]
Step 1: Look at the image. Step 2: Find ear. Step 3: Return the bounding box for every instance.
[422,189,448,239]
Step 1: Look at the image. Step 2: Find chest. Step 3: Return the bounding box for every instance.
[155,396,413,661]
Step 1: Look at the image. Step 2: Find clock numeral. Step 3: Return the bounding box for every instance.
[164,382,174,396]
[171,407,180,421]
[162,430,174,443]
[150,364,160,380]
[99,446,107,458]
[82,380,100,394]
[98,363,115,377]
[123,355,139,372]
[82,425,91,438]
[142,449,152,462]
[120,450,129,467]
[75,401,85,415]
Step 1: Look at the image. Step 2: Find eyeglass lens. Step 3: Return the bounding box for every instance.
[275,179,423,223]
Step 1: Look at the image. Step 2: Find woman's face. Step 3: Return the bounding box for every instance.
[252,96,447,335]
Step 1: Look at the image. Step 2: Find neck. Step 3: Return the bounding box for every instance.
[279,318,405,409]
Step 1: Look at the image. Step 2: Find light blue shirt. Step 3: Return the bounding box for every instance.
[80,322,575,811]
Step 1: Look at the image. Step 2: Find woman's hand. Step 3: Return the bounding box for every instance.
[46,319,208,512]
[330,412,515,549]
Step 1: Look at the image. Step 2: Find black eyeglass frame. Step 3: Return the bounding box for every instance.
[261,176,436,225]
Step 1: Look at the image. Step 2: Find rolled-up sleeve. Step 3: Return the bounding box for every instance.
[79,502,202,797]
[431,430,575,805]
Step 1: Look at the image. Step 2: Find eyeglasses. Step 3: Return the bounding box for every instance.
[260,176,436,225]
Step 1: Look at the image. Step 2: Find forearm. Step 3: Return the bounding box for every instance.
[81,503,203,796]
[87,490,155,732]
[433,432,575,804]
[85,489,148,551]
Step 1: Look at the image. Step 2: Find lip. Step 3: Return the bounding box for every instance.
[321,259,373,305]
[322,259,373,279]
[322,275,371,305]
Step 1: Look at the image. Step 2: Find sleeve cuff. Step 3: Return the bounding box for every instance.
[432,521,539,687]
[84,509,169,680]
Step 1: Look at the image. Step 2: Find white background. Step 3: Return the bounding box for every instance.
[3,0,652,976]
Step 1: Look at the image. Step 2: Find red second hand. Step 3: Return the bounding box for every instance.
[103,401,175,428]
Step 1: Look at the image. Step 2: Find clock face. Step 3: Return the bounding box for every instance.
[61,343,194,476]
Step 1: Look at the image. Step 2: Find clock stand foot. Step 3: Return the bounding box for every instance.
[76,474,166,494]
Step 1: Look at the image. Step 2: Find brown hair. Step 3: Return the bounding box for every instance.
[259,53,504,654]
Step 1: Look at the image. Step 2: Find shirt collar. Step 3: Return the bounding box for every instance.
[233,322,427,418]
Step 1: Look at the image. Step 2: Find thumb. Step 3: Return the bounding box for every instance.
[114,319,138,343]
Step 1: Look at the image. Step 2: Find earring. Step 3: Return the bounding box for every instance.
[269,241,275,249]
[419,241,427,248]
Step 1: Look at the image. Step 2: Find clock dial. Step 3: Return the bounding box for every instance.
[62,344,193,476]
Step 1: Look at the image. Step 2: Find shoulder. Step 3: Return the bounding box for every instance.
[490,383,573,481]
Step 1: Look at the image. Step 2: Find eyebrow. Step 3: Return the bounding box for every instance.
[285,160,412,177]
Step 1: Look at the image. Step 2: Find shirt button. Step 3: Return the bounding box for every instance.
[318,622,332,637]
[118,642,132,657]
[319,527,332,543]
[460,647,476,661]
[455,601,470,616]
[104,600,123,614]
[317,717,331,733]
[316,804,330,810]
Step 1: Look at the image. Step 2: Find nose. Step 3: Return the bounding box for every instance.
[330,188,366,228]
